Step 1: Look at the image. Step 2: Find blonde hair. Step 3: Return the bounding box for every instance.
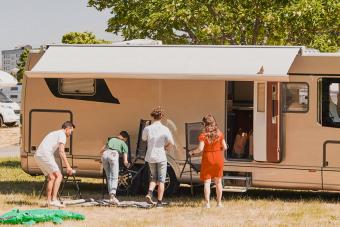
[202,114,219,142]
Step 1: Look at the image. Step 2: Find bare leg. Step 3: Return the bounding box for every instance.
[148,180,157,191]
[46,174,56,203]
[157,182,165,201]
[51,171,63,201]
[214,177,223,204]
[204,179,211,205]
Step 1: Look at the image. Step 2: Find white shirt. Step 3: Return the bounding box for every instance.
[142,121,174,163]
[35,129,66,157]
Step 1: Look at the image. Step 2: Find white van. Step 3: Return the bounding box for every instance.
[0,84,22,103]
[0,91,20,127]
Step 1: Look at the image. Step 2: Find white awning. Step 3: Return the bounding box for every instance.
[28,45,302,80]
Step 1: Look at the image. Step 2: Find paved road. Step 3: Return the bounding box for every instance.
[0,146,20,157]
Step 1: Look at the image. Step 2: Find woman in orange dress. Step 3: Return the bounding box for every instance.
[190,114,227,208]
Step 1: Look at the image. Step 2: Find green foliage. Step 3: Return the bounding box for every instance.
[16,48,29,82]
[88,0,340,52]
[62,32,111,44]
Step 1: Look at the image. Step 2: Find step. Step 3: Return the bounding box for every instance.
[222,175,250,181]
[222,186,248,193]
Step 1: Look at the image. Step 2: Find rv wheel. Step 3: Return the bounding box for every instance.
[0,116,3,127]
[164,165,180,196]
[141,163,179,196]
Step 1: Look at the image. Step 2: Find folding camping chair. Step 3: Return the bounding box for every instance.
[39,154,82,200]
[179,122,204,195]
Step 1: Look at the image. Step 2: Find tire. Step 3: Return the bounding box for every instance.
[141,163,180,196]
[164,164,180,196]
[0,116,3,127]
[4,122,16,127]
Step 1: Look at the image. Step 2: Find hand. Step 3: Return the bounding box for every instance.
[124,161,130,168]
[67,167,74,176]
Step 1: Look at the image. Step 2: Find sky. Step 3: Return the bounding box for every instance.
[0,0,122,67]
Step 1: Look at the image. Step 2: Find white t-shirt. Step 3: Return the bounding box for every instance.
[35,129,66,157]
[142,121,174,163]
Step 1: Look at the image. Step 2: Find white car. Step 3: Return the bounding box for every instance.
[0,91,20,127]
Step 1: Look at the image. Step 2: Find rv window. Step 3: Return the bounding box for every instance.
[59,79,95,95]
[319,78,340,128]
[282,83,308,113]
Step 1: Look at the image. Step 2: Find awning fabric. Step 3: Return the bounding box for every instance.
[28,45,302,80]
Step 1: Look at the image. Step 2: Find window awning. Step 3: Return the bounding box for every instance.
[27,45,302,80]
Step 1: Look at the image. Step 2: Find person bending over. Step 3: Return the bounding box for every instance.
[34,121,75,208]
[101,131,130,205]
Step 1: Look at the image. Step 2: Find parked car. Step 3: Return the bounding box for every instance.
[0,91,20,127]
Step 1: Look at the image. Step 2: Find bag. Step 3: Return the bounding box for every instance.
[233,131,248,157]
[248,130,253,158]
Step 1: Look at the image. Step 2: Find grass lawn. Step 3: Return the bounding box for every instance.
[1,157,340,226]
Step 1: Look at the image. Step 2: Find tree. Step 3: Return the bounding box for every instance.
[16,48,29,82]
[88,0,339,52]
[62,32,111,44]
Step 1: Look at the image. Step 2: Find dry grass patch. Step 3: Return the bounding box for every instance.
[2,157,340,226]
[0,127,20,148]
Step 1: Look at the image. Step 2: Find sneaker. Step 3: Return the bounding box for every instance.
[145,193,155,204]
[156,201,163,208]
[49,200,65,208]
[217,203,224,208]
[203,203,211,209]
[109,194,120,205]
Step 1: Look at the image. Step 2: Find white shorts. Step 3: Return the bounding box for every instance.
[34,155,60,176]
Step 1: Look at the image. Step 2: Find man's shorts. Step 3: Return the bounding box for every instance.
[148,161,167,183]
[34,155,60,176]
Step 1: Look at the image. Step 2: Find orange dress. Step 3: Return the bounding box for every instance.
[199,131,224,181]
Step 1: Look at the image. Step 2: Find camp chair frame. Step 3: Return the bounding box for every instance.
[39,156,82,200]
[180,122,204,195]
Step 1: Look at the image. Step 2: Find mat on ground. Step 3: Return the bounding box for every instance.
[0,209,85,225]
[63,198,157,208]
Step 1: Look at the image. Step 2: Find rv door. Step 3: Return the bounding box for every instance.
[27,110,73,174]
[253,82,281,162]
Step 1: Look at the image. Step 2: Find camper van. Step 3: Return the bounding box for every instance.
[20,45,340,194]
[0,91,20,127]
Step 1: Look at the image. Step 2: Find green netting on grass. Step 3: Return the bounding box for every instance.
[0,209,85,225]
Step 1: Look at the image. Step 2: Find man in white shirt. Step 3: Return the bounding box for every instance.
[142,106,174,208]
[34,121,74,207]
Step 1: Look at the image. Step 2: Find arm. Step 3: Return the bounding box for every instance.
[222,139,228,151]
[142,128,148,141]
[100,144,106,155]
[165,129,175,151]
[123,153,129,167]
[122,143,130,167]
[189,141,204,157]
[58,143,73,175]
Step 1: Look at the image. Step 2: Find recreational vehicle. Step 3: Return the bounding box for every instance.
[20,45,340,194]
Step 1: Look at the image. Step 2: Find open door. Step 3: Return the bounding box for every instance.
[253,82,281,162]
[27,109,73,174]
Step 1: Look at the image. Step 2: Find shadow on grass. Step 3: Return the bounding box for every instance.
[174,186,340,204]
[0,160,20,168]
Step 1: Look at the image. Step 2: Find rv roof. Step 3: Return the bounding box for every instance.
[27,45,302,80]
